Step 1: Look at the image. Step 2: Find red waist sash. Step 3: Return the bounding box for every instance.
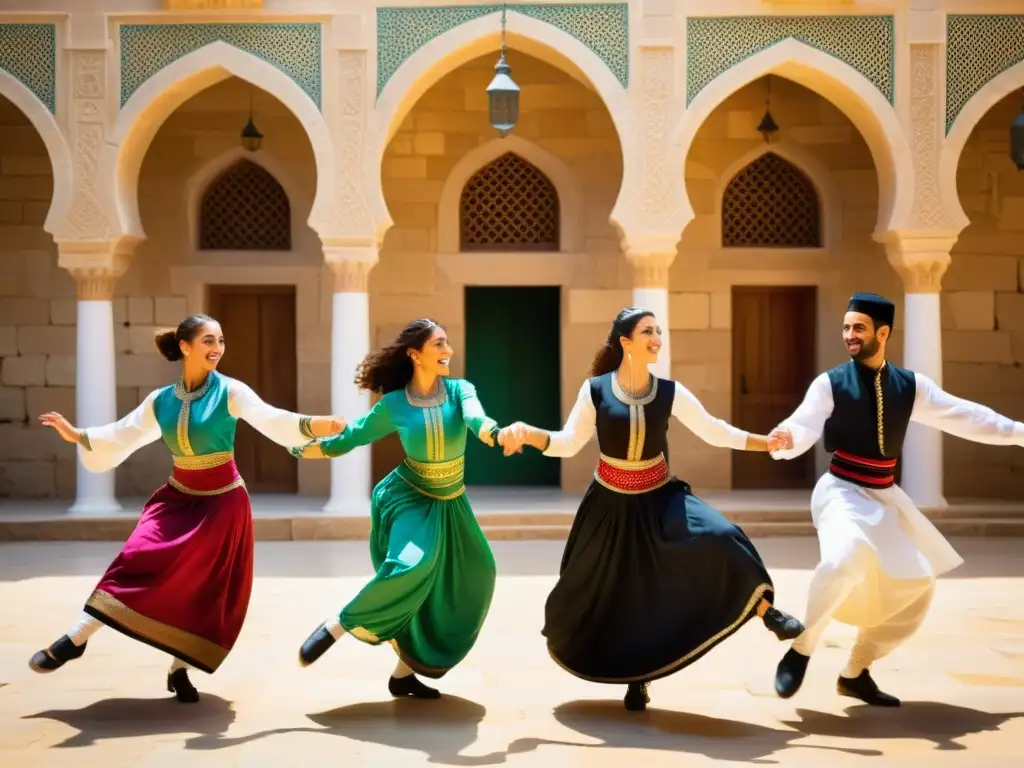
[828,449,896,489]
[595,453,670,494]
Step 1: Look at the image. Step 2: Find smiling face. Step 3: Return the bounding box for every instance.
[409,325,453,378]
[843,311,887,362]
[621,314,662,366]
[181,321,225,373]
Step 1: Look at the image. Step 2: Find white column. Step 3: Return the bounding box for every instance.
[323,247,378,515]
[882,234,953,509]
[628,252,675,378]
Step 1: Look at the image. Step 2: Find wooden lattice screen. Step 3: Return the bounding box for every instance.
[199,160,291,251]
[722,152,821,248]
[460,153,560,251]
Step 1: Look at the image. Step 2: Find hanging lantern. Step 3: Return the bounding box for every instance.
[1012,100,1024,171]
[757,75,779,144]
[240,117,263,152]
[487,6,519,137]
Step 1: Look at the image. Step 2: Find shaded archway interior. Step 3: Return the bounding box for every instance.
[0,93,55,232]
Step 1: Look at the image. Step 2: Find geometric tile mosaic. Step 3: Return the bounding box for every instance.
[376,3,629,96]
[946,15,1024,134]
[119,23,322,110]
[0,24,57,113]
[686,15,895,105]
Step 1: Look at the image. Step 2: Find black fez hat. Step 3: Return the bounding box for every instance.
[847,292,895,329]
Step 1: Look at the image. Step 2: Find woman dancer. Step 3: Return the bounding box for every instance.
[30,314,344,702]
[293,319,504,699]
[499,307,804,711]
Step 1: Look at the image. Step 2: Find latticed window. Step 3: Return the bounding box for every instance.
[460,153,559,251]
[199,160,291,251]
[722,153,821,248]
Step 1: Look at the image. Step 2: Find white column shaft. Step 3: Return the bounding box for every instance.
[634,286,671,379]
[71,300,121,514]
[900,292,946,508]
[324,290,371,515]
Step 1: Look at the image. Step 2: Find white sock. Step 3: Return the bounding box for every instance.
[324,617,346,641]
[392,659,414,679]
[67,613,103,647]
[169,657,190,674]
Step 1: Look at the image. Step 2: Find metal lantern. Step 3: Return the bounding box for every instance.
[240,117,263,152]
[757,75,779,144]
[487,6,519,137]
[1012,100,1024,171]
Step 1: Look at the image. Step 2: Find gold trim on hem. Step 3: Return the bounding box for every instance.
[168,476,246,496]
[85,589,229,672]
[172,452,234,470]
[546,583,771,684]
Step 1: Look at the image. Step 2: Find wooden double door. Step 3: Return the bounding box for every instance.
[208,285,298,493]
[731,286,817,489]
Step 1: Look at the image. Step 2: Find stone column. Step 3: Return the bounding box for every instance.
[879,233,956,508]
[58,241,133,514]
[322,245,378,514]
[627,251,676,378]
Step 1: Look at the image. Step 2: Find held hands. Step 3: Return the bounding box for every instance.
[497,422,529,457]
[310,416,347,437]
[39,412,84,445]
[766,428,794,453]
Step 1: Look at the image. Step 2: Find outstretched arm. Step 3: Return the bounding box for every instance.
[910,374,1024,445]
[227,380,344,447]
[458,380,499,446]
[770,373,834,460]
[501,381,596,458]
[292,396,396,459]
[671,381,764,450]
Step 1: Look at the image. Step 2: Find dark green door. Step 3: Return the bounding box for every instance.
[464,286,561,486]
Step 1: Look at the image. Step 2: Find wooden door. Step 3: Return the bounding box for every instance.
[731,286,817,489]
[208,285,298,493]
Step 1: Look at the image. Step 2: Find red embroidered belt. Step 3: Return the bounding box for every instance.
[169,456,245,496]
[595,453,670,494]
[828,450,896,489]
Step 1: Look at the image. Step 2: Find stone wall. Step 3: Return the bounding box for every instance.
[943,90,1024,499]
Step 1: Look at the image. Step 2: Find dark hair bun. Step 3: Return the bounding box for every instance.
[154,329,183,361]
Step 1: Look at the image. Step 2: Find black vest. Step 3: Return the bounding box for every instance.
[823,360,916,459]
[590,372,675,461]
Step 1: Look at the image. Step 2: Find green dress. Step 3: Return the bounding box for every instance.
[306,377,499,678]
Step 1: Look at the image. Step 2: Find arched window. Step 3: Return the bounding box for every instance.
[459,153,559,251]
[722,152,821,248]
[199,160,291,250]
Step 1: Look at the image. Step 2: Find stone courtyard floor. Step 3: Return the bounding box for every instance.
[1,538,1022,767]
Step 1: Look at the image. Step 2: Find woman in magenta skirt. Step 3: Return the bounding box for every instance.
[29,314,344,702]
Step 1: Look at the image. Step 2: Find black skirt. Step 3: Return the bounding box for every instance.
[543,478,774,683]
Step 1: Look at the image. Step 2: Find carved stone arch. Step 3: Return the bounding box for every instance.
[437,135,583,253]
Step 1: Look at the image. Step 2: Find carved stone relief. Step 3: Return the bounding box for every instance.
[334,51,374,238]
[638,47,675,232]
[65,52,114,239]
[909,44,951,230]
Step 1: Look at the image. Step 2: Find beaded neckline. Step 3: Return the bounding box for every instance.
[405,378,447,408]
[174,373,213,402]
[611,371,658,406]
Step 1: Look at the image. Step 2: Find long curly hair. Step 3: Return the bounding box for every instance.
[354,318,443,394]
[590,306,655,376]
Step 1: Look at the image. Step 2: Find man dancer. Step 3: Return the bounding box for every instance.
[768,292,1024,706]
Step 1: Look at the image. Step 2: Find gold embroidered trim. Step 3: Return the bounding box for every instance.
[168,476,245,496]
[874,360,886,456]
[421,406,445,462]
[405,379,447,408]
[85,589,229,672]
[547,583,771,684]
[172,452,234,470]
[404,456,465,479]
[299,416,315,439]
[173,376,212,458]
[612,374,656,461]
[395,473,466,500]
[611,372,658,406]
[593,474,671,495]
[599,453,666,470]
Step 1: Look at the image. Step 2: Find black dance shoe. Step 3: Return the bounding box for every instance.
[29,635,86,674]
[389,674,441,699]
[837,670,900,707]
[623,681,650,712]
[762,607,805,641]
[775,648,810,698]
[298,622,336,667]
[167,668,200,703]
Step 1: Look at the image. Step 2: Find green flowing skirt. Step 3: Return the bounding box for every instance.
[337,470,497,678]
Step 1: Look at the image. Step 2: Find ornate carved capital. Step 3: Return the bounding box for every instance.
[324,245,379,293]
[57,239,138,300]
[875,231,957,294]
[627,252,676,290]
[908,44,955,230]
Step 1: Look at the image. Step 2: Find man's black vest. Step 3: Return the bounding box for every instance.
[823,360,916,487]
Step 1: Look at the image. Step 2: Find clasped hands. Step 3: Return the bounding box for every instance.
[308,416,347,437]
[478,422,529,456]
[766,427,794,453]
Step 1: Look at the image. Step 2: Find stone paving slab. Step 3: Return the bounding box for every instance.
[1,538,1023,767]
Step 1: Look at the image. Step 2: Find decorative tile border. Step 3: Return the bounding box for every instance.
[686,16,895,105]
[946,14,1024,134]
[376,3,629,96]
[119,23,322,109]
[0,23,57,113]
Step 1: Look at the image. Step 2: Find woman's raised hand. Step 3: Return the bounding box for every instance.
[39,412,84,445]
